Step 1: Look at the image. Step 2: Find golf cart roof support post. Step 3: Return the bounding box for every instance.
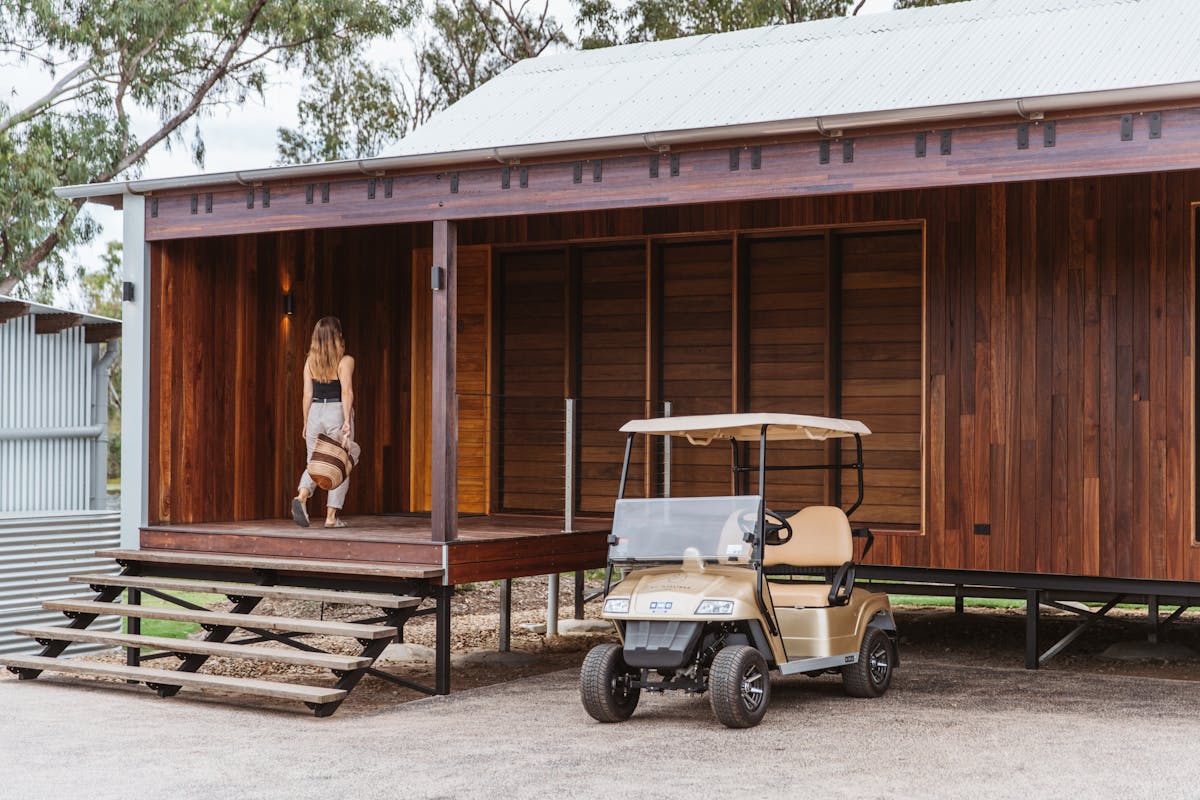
[617,433,634,500]
[847,433,865,517]
[757,425,768,561]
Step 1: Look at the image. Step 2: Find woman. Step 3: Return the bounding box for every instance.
[292,316,356,528]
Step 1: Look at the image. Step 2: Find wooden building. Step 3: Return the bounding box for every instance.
[9,0,1200,709]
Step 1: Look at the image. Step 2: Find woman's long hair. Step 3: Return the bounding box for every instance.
[308,317,345,382]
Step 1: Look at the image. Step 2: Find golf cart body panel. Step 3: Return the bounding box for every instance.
[605,564,788,667]
[769,587,891,659]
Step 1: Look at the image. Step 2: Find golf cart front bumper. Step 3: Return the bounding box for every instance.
[621,620,703,669]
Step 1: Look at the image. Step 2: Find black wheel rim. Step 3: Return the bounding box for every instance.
[868,641,890,685]
[740,661,765,711]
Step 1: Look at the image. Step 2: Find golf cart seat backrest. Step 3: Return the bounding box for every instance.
[763,506,853,568]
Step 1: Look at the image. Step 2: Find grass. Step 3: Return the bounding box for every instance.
[887,594,1024,609]
[106,478,120,492]
[120,590,224,641]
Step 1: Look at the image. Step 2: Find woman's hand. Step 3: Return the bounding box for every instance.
[301,425,307,442]
[340,421,351,438]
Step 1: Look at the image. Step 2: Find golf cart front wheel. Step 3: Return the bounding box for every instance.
[709,645,771,728]
[843,627,896,698]
[580,643,640,723]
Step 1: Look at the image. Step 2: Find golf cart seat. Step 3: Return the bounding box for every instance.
[765,506,855,608]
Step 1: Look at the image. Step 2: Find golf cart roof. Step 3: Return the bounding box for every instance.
[619,413,871,443]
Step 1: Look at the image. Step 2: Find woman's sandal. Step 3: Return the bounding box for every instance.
[291,497,310,528]
[325,519,348,529]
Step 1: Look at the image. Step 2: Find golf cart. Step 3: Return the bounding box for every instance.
[580,413,897,728]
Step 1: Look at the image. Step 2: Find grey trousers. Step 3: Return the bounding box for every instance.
[298,402,357,509]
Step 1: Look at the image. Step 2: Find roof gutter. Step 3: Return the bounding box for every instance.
[55,81,1200,204]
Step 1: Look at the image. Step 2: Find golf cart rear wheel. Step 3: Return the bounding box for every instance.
[843,627,896,698]
[580,643,640,723]
[709,645,771,728]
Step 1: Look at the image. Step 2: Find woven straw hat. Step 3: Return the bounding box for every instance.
[307,434,356,490]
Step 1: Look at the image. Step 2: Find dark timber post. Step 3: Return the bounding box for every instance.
[431,220,458,544]
[1025,589,1040,669]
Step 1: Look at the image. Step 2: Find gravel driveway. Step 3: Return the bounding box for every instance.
[0,657,1193,799]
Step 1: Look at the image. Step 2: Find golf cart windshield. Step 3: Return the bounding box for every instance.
[609,496,763,563]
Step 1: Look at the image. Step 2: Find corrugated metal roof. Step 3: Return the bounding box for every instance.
[386,0,1200,158]
[0,294,119,326]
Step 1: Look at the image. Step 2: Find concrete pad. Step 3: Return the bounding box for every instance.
[1099,640,1199,662]
[556,619,613,635]
[452,649,540,667]
[4,659,1200,798]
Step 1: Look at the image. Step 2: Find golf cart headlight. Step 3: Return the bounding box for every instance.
[603,597,630,614]
[695,599,735,615]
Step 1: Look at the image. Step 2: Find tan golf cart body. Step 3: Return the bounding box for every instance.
[582,413,898,726]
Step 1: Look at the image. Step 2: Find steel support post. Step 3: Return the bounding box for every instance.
[126,588,141,669]
[498,579,512,653]
[663,400,672,498]
[1025,589,1040,670]
[574,571,585,620]
[1148,595,1160,643]
[435,585,453,695]
[954,585,964,615]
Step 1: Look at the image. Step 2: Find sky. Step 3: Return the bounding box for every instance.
[5,0,896,307]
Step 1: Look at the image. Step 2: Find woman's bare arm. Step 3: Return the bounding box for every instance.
[301,358,313,441]
[339,355,355,437]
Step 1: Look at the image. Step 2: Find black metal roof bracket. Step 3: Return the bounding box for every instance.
[940,130,952,156]
[1150,111,1162,139]
[915,132,927,158]
[1017,123,1029,150]
[1121,113,1134,141]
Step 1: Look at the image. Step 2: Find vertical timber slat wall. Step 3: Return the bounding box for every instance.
[477,171,1199,583]
[149,226,412,524]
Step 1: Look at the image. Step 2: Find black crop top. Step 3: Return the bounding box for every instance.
[312,378,342,401]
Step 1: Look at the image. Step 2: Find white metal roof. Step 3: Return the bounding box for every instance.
[387,0,1200,159]
[57,0,1200,203]
[620,413,871,442]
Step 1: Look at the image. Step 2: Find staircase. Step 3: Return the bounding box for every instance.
[1,549,447,717]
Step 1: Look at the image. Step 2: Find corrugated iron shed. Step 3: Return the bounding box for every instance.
[388,0,1200,157]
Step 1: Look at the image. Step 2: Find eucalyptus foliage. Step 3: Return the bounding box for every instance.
[0,0,416,290]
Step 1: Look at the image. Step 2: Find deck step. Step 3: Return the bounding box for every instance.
[96,548,443,580]
[2,655,346,704]
[70,573,421,609]
[15,627,371,671]
[44,600,397,640]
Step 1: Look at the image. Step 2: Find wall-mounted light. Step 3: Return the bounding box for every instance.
[283,291,294,316]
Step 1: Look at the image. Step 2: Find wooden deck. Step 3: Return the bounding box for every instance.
[142,513,611,585]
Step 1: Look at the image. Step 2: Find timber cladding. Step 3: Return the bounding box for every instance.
[466,171,1199,582]
[149,227,413,523]
[147,169,1200,583]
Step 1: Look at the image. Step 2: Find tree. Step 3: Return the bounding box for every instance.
[0,0,418,292]
[276,62,412,164]
[274,0,549,162]
[576,0,850,48]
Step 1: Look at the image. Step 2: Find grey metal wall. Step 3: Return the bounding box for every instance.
[0,315,103,512]
[0,511,121,656]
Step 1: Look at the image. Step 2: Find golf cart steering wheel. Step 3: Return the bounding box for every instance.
[762,509,793,546]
